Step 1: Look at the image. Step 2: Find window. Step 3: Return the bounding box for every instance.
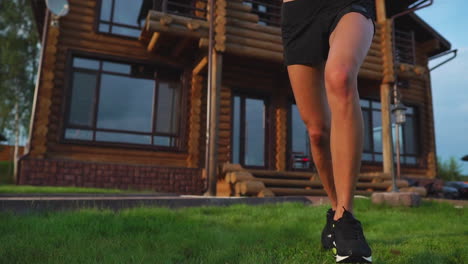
[231,94,269,167]
[98,0,148,38]
[64,55,183,149]
[97,0,207,38]
[242,0,282,27]
[360,98,419,165]
[287,102,314,170]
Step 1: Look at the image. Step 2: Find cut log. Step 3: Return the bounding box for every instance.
[220,162,245,174]
[239,180,266,195]
[258,178,324,188]
[216,180,232,197]
[257,189,275,197]
[227,170,255,183]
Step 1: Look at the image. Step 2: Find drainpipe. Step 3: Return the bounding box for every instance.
[429,49,457,71]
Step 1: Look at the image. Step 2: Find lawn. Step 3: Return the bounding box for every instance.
[0,184,154,194]
[0,198,466,264]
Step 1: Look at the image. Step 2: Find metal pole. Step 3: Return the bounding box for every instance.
[204,0,215,196]
[392,83,400,192]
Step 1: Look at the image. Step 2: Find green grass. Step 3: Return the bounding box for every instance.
[0,161,14,184]
[0,198,466,264]
[0,185,155,194]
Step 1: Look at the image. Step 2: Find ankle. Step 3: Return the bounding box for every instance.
[333,206,353,221]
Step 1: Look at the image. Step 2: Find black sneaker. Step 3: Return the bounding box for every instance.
[332,208,372,263]
[321,208,335,250]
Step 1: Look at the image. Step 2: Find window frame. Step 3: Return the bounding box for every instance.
[360,97,420,167]
[230,89,271,169]
[95,0,147,40]
[60,50,188,152]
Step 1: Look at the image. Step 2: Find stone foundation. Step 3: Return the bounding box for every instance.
[18,157,205,195]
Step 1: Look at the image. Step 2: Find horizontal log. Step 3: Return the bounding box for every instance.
[226,17,280,35]
[147,10,210,28]
[269,188,373,196]
[146,21,208,38]
[225,42,283,62]
[218,34,283,52]
[226,25,282,44]
[226,9,259,23]
[226,1,252,12]
[247,169,315,179]
[258,178,324,188]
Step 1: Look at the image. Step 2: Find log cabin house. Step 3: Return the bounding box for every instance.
[20,0,451,196]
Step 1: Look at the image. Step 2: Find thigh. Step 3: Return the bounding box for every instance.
[326,12,374,77]
[287,63,330,129]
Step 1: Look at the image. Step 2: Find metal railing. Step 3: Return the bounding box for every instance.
[393,29,416,65]
[241,0,282,27]
[154,0,207,20]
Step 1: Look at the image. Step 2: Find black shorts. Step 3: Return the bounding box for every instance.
[280,0,376,67]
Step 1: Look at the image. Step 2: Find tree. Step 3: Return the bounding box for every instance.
[437,156,464,181]
[0,0,40,145]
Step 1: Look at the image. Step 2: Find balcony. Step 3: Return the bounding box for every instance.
[140,0,383,80]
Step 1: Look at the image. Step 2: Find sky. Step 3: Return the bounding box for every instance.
[416,0,468,174]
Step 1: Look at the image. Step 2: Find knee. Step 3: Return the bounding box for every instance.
[325,66,356,100]
[306,124,330,148]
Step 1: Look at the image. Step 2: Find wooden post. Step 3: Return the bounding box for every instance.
[376,0,396,179]
[206,50,223,195]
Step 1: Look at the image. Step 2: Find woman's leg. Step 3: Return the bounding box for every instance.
[324,12,374,221]
[286,63,337,210]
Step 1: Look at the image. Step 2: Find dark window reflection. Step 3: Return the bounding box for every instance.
[98,0,147,38]
[69,72,97,126]
[290,103,312,170]
[361,98,419,165]
[231,95,267,167]
[97,74,154,132]
[65,56,181,148]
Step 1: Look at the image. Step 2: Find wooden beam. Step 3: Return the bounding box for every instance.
[192,56,208,75]
[147,32,160,52]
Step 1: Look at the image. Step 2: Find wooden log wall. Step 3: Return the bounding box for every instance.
[198,0,384,80]
[29,14,59,159]
[34,0,195,167]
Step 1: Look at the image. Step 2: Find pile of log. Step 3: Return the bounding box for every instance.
[217,162,410,197]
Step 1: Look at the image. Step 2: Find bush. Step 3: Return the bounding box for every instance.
[437,156,464,181]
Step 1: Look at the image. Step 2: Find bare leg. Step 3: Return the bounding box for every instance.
[286,63,337,210]
[324,12,374,220]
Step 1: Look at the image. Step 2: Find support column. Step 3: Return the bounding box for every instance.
[376,0,395,177]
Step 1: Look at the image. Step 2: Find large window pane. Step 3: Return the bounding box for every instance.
[291,104,311,169]
[113,0,144,27]
[156,81,180,134]
[372,110,382,153]
[96,131,151,144]
[69,72,97,126]
[244,98,265,166]
[362,109,371,152]
[404,115,417,154]
[97,74,154,132]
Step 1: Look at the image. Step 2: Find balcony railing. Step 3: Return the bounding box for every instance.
[394,29,416,65]
[151,0,207,20]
